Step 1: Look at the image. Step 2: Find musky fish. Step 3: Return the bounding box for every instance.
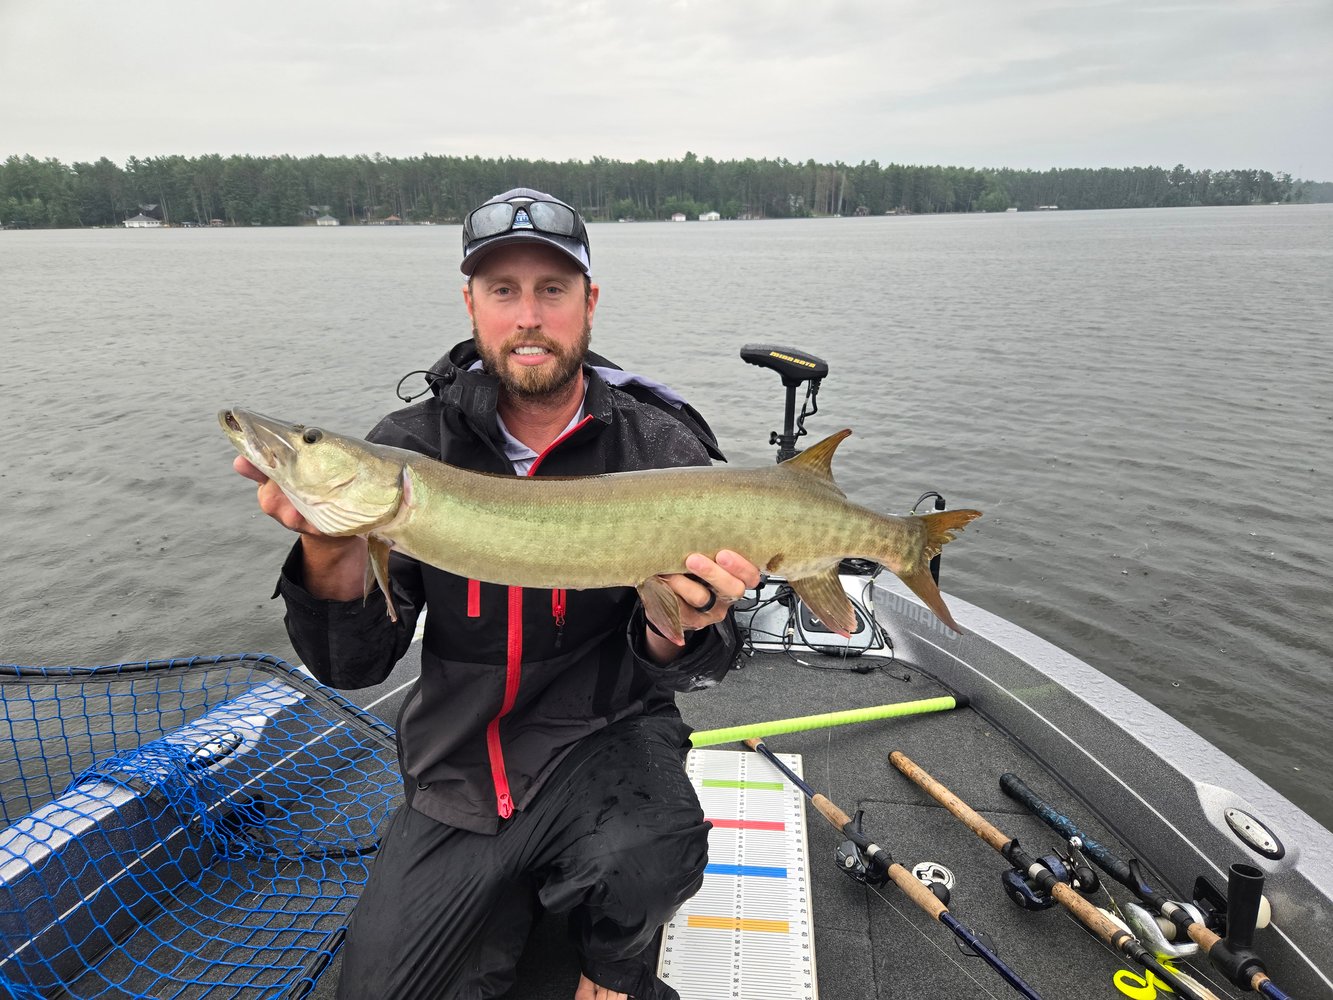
[220,407,981,642]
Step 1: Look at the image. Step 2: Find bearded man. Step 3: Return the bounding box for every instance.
[235,188,758,1000]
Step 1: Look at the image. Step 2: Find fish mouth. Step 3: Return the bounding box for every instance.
[219,407,298,471]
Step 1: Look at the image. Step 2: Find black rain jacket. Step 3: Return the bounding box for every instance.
[277,340,741,834]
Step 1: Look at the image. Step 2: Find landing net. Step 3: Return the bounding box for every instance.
[0,653,402,999]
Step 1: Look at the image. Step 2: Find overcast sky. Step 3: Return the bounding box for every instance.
[2,0,1330,178]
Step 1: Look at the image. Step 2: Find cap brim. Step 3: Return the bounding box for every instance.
[461,231,590,276]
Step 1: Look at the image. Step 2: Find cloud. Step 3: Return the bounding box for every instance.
[1,0,1329,176]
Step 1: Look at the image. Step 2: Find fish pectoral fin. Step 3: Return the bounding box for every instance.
[637,577,686,647]
[789,567,857,638]
[366,536,398,623]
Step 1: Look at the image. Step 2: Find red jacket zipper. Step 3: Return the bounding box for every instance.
[552,588,567,649]
[483,414,594,819]
[484,586,524,818]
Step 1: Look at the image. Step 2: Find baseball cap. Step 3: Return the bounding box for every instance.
[460,188,591,276]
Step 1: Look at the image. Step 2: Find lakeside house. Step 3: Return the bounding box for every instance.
[123,213,162,228]
[670,212,687,222]
[316,214,340,226]
[698,210,721,222]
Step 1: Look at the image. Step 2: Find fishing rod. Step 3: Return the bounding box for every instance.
[689,694,967,747]
[743,737,1046,999]
[889,751,1221,1000]
[999,771,1294,1000]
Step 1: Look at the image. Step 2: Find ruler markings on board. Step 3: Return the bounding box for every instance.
[658,748,817,1000]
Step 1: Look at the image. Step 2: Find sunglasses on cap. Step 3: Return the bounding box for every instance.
[462,197,588,249]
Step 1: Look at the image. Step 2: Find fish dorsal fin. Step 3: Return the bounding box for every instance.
[781,429,851,491]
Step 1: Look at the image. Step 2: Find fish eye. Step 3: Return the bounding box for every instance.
[303,428,323,444]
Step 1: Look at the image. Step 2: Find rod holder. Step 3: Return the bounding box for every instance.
[1224,862,1265,952]
[1207,862,1268,988]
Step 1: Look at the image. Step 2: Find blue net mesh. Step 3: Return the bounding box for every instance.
[0,653,402,999]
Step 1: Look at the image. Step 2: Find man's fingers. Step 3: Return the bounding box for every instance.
[715,549,762,590]
[647,552,761,639]
[246,471,322,535]
[657,572,714,612]
[233,455,268,484]
[683,553,752,604]
[255,479,284,516]
[256,482,294,527]
[231,454,327,536]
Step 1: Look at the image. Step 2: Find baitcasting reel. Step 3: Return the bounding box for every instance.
[835,809,891,886]
[833,811,951,904]
[1002,846,1100,911]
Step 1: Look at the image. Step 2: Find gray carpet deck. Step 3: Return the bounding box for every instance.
[305,643,1252,1000]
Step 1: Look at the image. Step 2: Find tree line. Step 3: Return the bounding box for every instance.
[1,151,1325,229]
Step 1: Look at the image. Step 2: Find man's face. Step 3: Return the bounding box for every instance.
[463,243,599,401]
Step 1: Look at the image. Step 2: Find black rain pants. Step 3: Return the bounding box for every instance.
[335,714,709,1000]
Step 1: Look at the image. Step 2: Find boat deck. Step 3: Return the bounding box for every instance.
[307,641,1249,1000]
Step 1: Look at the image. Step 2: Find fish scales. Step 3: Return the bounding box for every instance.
[220,408,981,640]
[392,463,906,589]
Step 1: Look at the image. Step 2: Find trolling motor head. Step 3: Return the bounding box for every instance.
[740,344,828,463]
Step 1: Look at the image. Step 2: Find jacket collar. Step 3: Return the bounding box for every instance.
[411,338,724,462]
[423,339,615,448]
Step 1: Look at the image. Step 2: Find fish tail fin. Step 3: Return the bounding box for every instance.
[898,564,966,634]
[891,509,982,634]
[919,508,982,563]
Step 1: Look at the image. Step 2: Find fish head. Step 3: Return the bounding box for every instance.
[220,407,404,536]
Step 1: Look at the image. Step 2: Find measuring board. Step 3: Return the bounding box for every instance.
[657,748,816,1000]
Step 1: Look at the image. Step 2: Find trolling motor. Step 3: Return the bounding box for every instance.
[738,344,886,656]
[739,344,828,463]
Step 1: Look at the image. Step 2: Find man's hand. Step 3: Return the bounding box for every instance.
[644,550,761,662]
[667,551,761,630]
[233,455,322,535]
[573,973,626,1000]
[232,455,368,601]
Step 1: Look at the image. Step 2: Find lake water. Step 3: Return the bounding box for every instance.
[2,206,1330,827]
